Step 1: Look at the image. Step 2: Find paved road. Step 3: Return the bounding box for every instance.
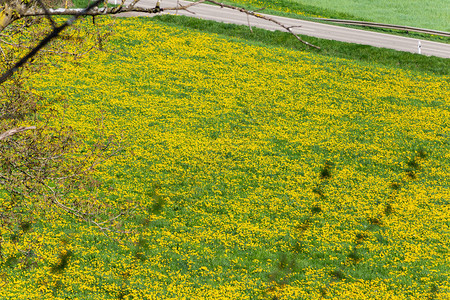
[115,0,450,58]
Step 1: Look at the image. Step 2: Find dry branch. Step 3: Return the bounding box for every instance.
[21,0,206,17]
[203,0,320,49]
[0,126,36,140]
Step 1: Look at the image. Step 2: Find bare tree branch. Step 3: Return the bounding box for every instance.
[0,126,36,140]
[203,0,319,49]
[21,0,206,16]
[246,13,252,33]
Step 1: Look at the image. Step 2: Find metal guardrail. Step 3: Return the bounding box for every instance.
[311,18,450,38]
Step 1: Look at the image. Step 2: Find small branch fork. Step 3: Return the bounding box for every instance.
[36,171,132,240]
[0,126,36,140]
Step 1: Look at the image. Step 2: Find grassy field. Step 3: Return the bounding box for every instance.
[2,17,450,299]
[228,0,450,31]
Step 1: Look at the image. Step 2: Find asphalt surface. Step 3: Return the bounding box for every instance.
[114,0,450,58]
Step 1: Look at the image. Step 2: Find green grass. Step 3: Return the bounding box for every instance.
[227,0,450,31]
[154,14,450,76]
[72,0,115,8]
[293,0,450,31]
[220,0,370,20]
[72,0,91,7]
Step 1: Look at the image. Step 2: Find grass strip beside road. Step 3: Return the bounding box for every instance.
[224,0,450,32]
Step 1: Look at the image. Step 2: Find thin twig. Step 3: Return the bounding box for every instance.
[50,137,122,181]
[34,0,57,29]
[246,13,253,33]
[0,44,6,60]
[204,0,319,49]
[0,126,36,141]
[22,0,207,17]
[128,0,140,9]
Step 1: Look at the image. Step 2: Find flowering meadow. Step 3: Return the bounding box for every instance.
[1,17,449,299]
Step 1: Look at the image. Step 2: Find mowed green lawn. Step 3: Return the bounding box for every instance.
[229,0,450,31]
[3,17,449,299]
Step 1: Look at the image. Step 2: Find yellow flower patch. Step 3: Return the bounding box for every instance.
[2,17,449,299]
